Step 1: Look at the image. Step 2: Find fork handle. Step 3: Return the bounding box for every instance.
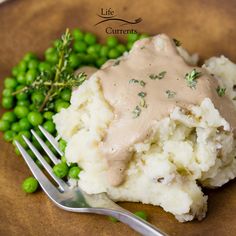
[80,208,168,236]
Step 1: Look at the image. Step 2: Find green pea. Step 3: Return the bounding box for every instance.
[43,120,55,134]
[45,47,58,64]
[29,104,36,111]
[100,46,109,57]
[55,100,69,113]
[108,216,119,223]
[19,130,31,139]
[2,88,14,97]
[19,118,32,130]
[127,41,134,50]
[117,44,126,53]
[38,62,51,72]
[68,166,81,179]
[0,120,11,131]
[16,85,28,100]
[12,66,19,77]
[61,155,67,163]
[73,41,87,53]
[45,140,57,155]
[11,123,21,132]
[27,149,37,161]
[96,58,107,68]
[24,52,36,60]
[16,91,28,101]
[16,73,26,85]
[15,146,21,155]
[4,130,16,142]
[60,89,71,101]
[2,97,14,109]
[35,159,43,169]
[84,33,97,45]
[22,177,39,193]
[13,135,28,149]
[2,111,16,123]
[108,48,120,59]
[134,211,147,221]
[69,53,80,69]
[28,59,39,69]
[18,61,27,73]
[87,45,98,56]
[14,106,29,118]
[59,139,67,153]
[81,54,96,64]
[28,111,43,126]
[72,29,84,41]
[32,138,42,150]
[17,100,30,107]
[53,162,69,178]
[106,36,118,48]
[139,33,149,39]
[31,92,44,106]
[53,39,60,48]
[43,111,54,120]
[44,155,52,165]
[4,77,18,89]
[94,44,102,53]
[23,52,37,62]
[34,127,44,139]
[26,69,38,85]
[127,33,139,42]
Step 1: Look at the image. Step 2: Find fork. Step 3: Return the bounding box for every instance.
[15,125,167,236]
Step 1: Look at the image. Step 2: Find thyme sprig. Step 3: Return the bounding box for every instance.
[12,29,86,111]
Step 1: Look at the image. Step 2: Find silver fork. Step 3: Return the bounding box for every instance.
[15,125,167,236]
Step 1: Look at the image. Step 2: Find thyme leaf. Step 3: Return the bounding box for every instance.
[216,86,226,97]
[185,69,201,89]
[149,71,166,80]
[165,90,176,98]
[132,105,142,118]
[138,92,147,98]
[173,38,181,47]
[113,60,120,66]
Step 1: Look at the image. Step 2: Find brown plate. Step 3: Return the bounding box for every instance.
[0,0,236,235]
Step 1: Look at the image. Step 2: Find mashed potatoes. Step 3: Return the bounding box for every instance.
[53,36,236,222]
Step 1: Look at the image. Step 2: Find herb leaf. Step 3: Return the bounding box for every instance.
[185,69,201,89]
[149,71,166,80]
[166,90,176,98]
[216,86,226,97]
[138,92,147,98]
[113,60,120,66]
[132,106,142,118]
[140,80,146,87]
[129,79,139,84]
[173,38,181,47]
[129,79,146,87]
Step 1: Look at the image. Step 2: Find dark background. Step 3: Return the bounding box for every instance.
[0,0,236,235]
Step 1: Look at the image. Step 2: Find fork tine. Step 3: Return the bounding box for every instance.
[15,141,60,200]
[22,135,68,191]
[31,130,60,165]
[38,125,64,157]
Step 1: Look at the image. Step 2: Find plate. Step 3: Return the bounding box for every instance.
[0,0,236,235]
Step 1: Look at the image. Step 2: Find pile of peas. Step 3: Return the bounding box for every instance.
[0,29,148,194]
